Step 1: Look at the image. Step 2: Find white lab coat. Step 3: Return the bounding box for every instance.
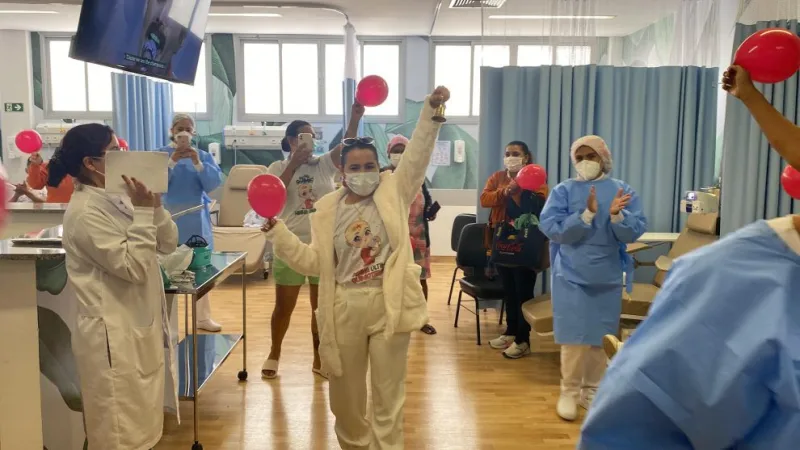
[62,184,179,450]
[266,98,441,377]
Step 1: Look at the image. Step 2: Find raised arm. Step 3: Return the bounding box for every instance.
[263,220,320,276]
[539,184,592,245]
[195,150,223,193]
[723,65,800,169]
[580,258,775,449]
[609,183,647,244]
[394,87,449,204]
[329,103,366,168]
[27,160,48,190]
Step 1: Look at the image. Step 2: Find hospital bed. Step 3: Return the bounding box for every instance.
[522,213,720,337]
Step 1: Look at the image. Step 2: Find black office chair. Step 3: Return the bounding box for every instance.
[447,213,477,305]
[453,223,506,345]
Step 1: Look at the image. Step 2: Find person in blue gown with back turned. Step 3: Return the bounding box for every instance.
[160,113,224,332]
[579,66,800,449]
[539,135,647,422]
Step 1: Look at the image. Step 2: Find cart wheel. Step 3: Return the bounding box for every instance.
[263,271,269,280]
[238,370,248,381]
[192,442,203,450]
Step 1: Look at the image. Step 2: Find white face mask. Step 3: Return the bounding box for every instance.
[390,154,402,167]
[346,172,381,196]
[504,156,524,172]
[575,160,602,180]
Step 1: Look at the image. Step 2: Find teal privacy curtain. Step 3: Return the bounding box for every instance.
[478,65,718,233]
[720,20,800,235]
[111,72,174,151]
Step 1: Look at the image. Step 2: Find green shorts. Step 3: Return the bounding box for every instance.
[272,258,320,286]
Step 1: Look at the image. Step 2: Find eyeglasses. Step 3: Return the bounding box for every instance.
[342,137,375,147]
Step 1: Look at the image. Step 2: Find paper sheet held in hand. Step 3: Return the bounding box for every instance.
[105,151,169,194]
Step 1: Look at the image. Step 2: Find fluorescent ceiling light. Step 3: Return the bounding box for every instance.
[489,15,616,20]
[208,13,282,17]
[0,10,58,14]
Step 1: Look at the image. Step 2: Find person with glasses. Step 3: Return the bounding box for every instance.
[261,103,365,380]
[261,86,449,449]
[48,124,180,449]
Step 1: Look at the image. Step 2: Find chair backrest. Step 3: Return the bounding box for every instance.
[451,213,477,252]
[456,223,488,269]
[218,164,269,227]
[653,213,719,286]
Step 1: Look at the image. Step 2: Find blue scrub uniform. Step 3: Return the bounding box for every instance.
[539,177,647,346]
[579,219,800,449]
[159,146,223,249]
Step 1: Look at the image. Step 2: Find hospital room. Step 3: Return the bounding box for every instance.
[1,0,799,448]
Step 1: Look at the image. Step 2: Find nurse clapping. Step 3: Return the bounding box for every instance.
[51,124,179,449]
[159,113,224,332]
[539,135,647,421]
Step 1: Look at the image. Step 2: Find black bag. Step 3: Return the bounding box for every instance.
[490,220,548,269]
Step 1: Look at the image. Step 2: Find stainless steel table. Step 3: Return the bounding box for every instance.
[165,251,248,450]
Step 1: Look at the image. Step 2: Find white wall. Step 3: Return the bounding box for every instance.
[0,30,38,183]
[428,205,476,257]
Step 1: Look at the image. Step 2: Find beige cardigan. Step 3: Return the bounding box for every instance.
[265,99,442,377]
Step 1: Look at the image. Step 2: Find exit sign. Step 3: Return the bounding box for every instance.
[4,103,24,113]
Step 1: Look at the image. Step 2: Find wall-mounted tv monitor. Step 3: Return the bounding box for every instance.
[70,0,211,85]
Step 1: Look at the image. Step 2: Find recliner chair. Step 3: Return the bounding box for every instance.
[211,165,271,277]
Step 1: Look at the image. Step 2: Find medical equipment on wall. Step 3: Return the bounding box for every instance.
[208,142,221,164]
[35,123,79,148]
[680,188,719,214]
[223,125,285,150]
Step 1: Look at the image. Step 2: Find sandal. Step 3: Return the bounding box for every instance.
[261,359,279,379]
[420,324,437,335]
[312,368,330,380]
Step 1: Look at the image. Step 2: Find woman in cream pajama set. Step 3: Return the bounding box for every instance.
[263,87,449,449]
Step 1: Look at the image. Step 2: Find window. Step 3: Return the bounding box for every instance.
[240,39,401,120]
[172,43,208,114]
[46,37,210,118]
[432,41,593,119]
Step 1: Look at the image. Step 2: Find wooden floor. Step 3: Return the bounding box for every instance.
[156,260,583,450]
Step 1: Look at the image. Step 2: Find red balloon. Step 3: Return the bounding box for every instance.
[15,130,43,154]
[118,138,129,150]
[247,174,287,219]
[355,75,389,107]
[734,28,800,83]
[781,165,800,199]
[516,164,547,191]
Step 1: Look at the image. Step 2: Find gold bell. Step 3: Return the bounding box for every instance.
[432,104,447,123]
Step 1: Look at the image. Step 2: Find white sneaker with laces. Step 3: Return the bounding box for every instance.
[197,319,222,332]
[489,335,515,349]
[557,394,578,421]
[502,342,531,359]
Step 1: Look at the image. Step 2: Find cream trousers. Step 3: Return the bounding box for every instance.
[560,344,606,399]
[329,284,411,450]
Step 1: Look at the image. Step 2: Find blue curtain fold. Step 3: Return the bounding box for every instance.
[720,20,799,235]
[111,73,174,151]
[478,65,718,233]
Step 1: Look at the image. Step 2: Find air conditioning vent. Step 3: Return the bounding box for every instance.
[449,0,507,8]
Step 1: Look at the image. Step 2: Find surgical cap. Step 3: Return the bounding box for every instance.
[172,113,196,129]
[570,135,612,173]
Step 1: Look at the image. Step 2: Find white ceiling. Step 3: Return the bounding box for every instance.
[0,0,680,37]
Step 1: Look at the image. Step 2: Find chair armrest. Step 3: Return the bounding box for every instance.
[654,255,673,272]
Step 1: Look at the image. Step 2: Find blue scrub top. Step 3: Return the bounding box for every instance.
[158,145,223,249]
[580,219,800,449]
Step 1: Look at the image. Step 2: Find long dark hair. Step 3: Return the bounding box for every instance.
[281,120,311,153]
[47,124,115,187]
[507,140,532,165]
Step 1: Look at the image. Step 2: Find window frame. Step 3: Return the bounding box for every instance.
[235,35,406,124]
[41,33,213,121]
[429,37,599,124]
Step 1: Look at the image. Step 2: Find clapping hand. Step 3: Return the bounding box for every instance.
[587,186,598,213]
[609,188,631,215]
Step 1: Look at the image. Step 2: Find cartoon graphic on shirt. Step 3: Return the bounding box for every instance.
[295,174,317,215]
[345,219,385,283]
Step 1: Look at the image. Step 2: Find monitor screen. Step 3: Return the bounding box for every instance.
[70,0,211,85]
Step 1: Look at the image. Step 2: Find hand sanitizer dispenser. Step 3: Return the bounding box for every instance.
[454,140,466,163]
[208,142,221,164]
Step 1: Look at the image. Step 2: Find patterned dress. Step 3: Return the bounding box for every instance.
[409,189,431,279]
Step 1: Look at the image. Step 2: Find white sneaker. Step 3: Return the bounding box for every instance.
[580,389,596,410]
[489,335,515,349]
[197,319,222,332]
[557,394,578,421]
[502,342,531,359]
